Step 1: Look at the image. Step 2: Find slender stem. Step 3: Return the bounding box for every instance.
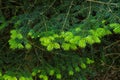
[62,0,73,30]
[86,1,92,19]
[86,0,118,6]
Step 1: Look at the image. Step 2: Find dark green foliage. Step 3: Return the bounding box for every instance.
[0,0,120,80]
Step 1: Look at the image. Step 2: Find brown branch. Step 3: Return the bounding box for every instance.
[104,40,120,50]
[105,53,120,57]
[103,55,120,80]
